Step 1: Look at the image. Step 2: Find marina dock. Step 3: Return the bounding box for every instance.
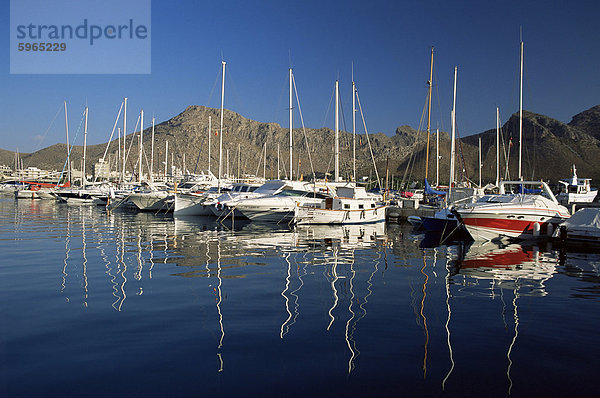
[385,199,438,223]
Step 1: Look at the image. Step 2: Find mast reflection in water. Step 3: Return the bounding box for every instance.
[1,198,599,397]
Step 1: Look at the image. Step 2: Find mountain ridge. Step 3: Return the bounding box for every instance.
[2,104,599,186]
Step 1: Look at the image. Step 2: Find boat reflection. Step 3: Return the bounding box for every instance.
[451,241,560,395]
[55,206,175,311]
[455,241,558,296]
[297,223,386,374]
[170,218,386,266]
[296,223,385,247]
[171,219,388,374]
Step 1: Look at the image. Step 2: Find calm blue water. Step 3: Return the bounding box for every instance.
[1,197,599,397]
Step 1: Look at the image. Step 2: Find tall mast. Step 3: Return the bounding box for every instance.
[352,65,356,182]
[150,116,155,183]
[208,115,212,173]
[335,80,340,182]
[218,61,226,191]
[117,127,121,180]
[449,67,457,192]
[478,136,482,188]
[496,107,500,187]
[277,143,280,179]
[436,128,439,187]
[122,97,127,183]
[64,101,71,185]
[425,47,434,181]
[165,141,168,180]
[289,68,293,180]
[518,40,524,180]
[82,106,88,189]
[139,109,144,184]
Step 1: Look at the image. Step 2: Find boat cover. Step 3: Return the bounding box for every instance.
[562,208,600,231]
[424,178,446,195]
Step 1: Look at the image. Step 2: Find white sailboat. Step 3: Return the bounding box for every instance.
[174,61,232,215]
[212,67,329,222]
[55,107,110,204]
[293,79,387,225]
[294,184,386,225]
[420,66,485,236]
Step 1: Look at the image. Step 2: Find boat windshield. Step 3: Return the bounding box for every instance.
[275,190,328,199]
[178,182,196,189]
[232,184,250,192]
[476,195,517,203]
[501,182,555,199]
[254,181,286,194]
[207,186,229,193]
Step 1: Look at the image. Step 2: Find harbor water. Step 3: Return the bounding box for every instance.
[1,198,599,397]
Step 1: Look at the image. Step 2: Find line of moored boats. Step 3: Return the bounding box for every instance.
[1,171,389,226]
[2,164,599,246]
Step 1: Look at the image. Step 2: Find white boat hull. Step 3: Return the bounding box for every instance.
[174,193,214,216]
[295,205,387,225]
[14,188,57,200]
[63,197,97,205]
[236,206,296,223]
[15,190,39,199]
[129,192,173,211]
[55,191,99,205]
[556,190,598,204]
[36,190,56,200]
[235,196,325,224]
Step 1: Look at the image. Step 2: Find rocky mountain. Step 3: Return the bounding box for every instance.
[2,104,599,187]
[568,105,600,140]
[461,107,600,184]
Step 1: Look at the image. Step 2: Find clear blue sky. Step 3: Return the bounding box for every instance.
[2,0,599,153]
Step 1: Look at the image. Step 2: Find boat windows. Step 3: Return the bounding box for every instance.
[344,204,350,209]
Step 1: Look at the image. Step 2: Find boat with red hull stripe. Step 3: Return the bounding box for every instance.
[454,181,570,241]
